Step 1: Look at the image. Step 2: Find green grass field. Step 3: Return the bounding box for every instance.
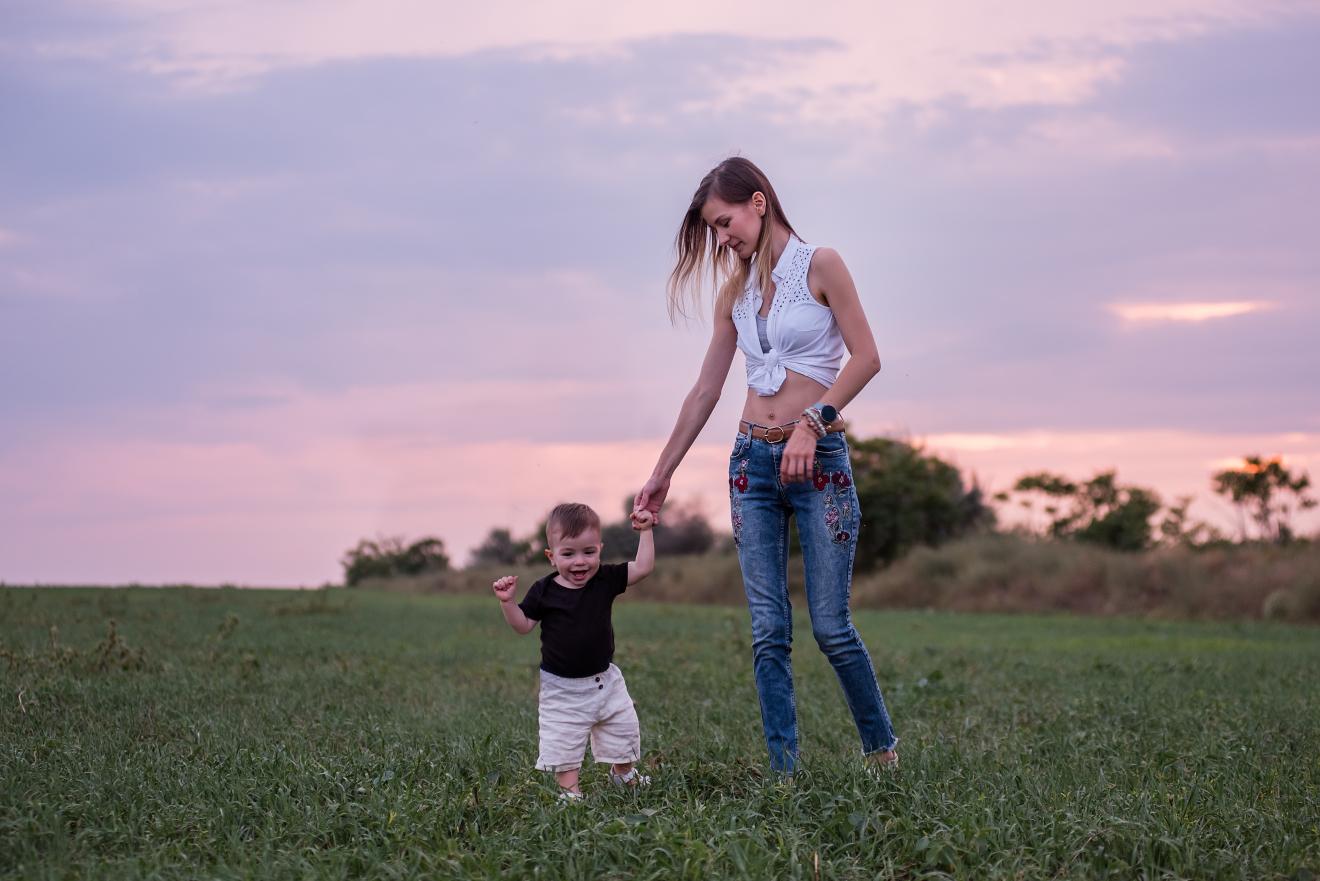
[2,587,1318,880]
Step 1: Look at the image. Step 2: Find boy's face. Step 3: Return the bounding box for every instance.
[545,526,603,587]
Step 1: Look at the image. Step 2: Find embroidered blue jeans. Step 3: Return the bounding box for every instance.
[728,430,898,772]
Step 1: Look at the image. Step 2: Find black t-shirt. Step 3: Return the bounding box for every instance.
[518,562,629,678]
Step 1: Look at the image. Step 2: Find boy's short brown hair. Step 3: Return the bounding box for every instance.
[545,502,601,546]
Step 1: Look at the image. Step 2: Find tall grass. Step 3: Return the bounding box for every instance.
[854,535,1320,622]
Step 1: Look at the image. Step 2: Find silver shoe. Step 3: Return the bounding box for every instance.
[609,767,652,787]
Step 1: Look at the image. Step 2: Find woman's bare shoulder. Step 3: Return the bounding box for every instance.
[806,246,853,304]
[809,246,847,273]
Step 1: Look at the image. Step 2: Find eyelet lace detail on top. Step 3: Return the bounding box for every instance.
[769,240,816,316]
[731,236,847,396]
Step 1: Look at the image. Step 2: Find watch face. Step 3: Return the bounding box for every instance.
[820,404,838,423]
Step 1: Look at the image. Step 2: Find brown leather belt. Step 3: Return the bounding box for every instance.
[739,419,844,444]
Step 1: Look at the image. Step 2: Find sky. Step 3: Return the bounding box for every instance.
[2,0,1318,585]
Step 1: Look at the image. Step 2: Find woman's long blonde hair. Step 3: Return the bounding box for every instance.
[667,157,799,321]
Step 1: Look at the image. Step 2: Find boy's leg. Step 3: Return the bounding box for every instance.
[537,672,593,792]
[591,665,648,785]
[555,767,581,793]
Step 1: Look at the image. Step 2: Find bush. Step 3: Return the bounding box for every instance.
[849,437,994,570]
[341,536,450,587]
[469,528,535,567]
[1006,470,1164,551]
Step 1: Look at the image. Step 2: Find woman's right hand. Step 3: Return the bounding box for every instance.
[633,476,670,525]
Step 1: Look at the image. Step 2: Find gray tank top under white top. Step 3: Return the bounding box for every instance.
[732,235,847,395]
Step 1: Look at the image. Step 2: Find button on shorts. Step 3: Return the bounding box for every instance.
[536,663,641,772]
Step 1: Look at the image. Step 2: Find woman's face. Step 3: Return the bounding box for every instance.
[701,193,764,260]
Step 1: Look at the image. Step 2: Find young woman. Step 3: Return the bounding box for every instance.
[633,157,898,774]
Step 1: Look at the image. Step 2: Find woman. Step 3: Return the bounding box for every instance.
[634,157,898,774]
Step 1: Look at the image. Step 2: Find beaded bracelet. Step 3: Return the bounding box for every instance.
[801,407,828,438]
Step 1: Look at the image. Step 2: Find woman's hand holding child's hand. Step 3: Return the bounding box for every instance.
[630,510,656,531]
[491,575,519,602]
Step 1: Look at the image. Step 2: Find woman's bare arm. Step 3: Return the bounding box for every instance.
[634,312,738,517]
[812,247,881,411]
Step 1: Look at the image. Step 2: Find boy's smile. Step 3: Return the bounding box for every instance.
[545,527,603,589]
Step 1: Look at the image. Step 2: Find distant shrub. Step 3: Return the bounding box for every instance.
[600,498,716,561]
[849,437,994,570]
[1003,470,1164,552]
[468,528,535,567]
[341,536,450,587]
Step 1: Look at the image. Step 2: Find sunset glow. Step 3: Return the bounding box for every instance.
[2,1,1317,583]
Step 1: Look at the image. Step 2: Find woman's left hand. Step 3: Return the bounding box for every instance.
[780,425,818,483]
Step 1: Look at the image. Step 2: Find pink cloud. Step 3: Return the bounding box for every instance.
[1109,300,1274,322]
[53,0,1285,111]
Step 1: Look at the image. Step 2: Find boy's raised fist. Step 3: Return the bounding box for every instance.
[491,575,519,602]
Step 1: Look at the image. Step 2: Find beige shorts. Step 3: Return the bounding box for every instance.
[536,663,641,772]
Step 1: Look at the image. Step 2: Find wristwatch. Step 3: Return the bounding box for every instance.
[814,402,839,424]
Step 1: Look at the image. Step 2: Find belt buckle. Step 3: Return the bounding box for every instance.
[764,425,787,444]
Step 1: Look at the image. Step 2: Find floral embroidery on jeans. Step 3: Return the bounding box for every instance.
[729,459,749,547]
[824,493,846,544]
[812,466,829,491]
[731,459,749,494]
[816,461,854,544]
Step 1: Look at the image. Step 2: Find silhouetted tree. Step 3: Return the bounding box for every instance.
[1157,495,1224,548]
[1005,472,1078,536]
[1213,455,1316,544]
[1006,470,1161,551]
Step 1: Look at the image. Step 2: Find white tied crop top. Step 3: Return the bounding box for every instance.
[731,236,846,396]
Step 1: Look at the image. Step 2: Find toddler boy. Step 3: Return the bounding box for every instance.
[492,502,655,800]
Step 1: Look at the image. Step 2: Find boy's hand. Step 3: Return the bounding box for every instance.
[491,575,518,602]
[630,509,656,531]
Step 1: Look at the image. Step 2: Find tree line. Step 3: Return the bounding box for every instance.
[340,441,1316,586]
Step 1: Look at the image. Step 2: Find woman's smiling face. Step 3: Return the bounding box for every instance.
[701,192,764,260]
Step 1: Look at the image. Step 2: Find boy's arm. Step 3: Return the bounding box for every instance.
[492,576,537,635]
[626,511,656,586]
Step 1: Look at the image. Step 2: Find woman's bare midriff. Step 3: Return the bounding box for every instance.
[739,370,830,427]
